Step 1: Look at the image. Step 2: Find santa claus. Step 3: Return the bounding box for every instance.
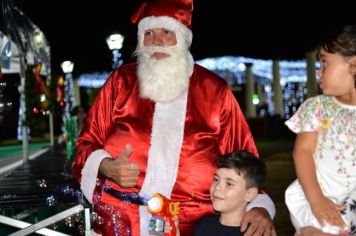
[72,0,276,235]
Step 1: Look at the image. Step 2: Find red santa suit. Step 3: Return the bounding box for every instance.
[72,62,262,235]
[73,1,275,235]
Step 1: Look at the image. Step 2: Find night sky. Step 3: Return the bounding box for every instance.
[11,0,356,76]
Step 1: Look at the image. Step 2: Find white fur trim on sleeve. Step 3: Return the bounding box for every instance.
[91,229,101,236]
[80,149,112,204]
[246,193,276,219]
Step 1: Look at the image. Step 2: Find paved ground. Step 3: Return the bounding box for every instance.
[0,142,51,178]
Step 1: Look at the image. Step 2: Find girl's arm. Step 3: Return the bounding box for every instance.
[293,132,345,228]
[293,132,321,205]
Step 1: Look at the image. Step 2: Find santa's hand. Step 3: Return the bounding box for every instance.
[241,207,276,236]
[99,144,140,187]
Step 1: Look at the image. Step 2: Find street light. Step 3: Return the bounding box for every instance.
[61,60,74,74]
[106,33,124,69]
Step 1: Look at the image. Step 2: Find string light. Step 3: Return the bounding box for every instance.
[61,61,76,134]
[197,56,320,118]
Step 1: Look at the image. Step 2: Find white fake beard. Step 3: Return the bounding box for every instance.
[135,43,193,103]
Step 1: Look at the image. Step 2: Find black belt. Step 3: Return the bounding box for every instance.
[104,187,148,205]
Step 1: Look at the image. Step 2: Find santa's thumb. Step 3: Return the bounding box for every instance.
[121,143,133,160]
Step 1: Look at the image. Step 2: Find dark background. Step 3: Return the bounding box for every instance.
[11,0,356,76]
[2,1,354,140]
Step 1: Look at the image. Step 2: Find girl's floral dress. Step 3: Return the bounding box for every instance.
[285,95,356,235]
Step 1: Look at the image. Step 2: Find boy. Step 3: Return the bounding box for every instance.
[166,150,267,236]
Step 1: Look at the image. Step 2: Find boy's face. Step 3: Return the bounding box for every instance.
[210,168,257,214]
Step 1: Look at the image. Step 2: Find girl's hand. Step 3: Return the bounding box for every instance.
[310,195,346,228]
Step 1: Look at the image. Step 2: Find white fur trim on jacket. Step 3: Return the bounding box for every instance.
[91,229,101,236]
[138,16,192,46]
[246,193,276,219]
[81,149,111,204]
[139,89,188,236]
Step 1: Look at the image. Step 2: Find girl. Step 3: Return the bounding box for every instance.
[285,25,356,235]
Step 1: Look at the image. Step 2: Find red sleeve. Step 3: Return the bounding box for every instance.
[218,86,259,157]
[71,70,121,183]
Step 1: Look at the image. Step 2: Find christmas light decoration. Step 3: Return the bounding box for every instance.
[61,61,76,133]
[197,56,320,118]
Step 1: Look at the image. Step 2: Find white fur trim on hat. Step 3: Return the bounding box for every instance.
[138,16,192,46]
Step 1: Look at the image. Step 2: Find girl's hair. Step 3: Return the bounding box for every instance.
[317,25,356,58]
[217,150,266,189]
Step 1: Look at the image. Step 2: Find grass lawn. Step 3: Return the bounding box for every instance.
[0,142,50,159]
[265,152,296,235]
[256,139,297,235]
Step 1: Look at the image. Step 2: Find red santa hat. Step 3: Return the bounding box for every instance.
[131,0,193,46]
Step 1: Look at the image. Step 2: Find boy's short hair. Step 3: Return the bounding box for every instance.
[217,150,266,189]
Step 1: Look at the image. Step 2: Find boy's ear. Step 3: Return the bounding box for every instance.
[349,56,356,73]
[244,187,258,202]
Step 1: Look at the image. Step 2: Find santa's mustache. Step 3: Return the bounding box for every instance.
[133,45,182,60]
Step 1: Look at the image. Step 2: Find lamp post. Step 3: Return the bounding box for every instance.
[61,61,75,133]
[106,33,124,69]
